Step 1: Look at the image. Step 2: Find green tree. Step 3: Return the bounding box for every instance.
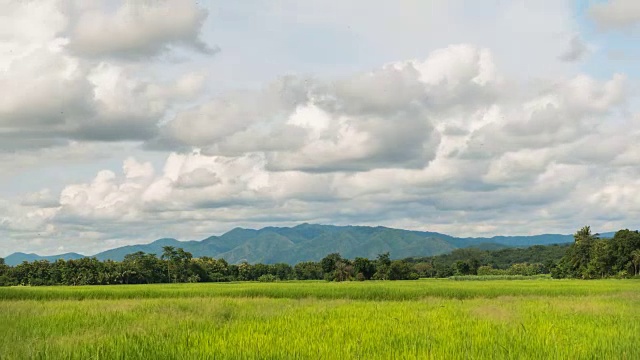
[571,226,598,278]
[161,247,193,283]
[586,240,611,278]
[609,230,640,275]
[321,253,343,275]
[237,262,251,281]
[193,257,229,282]
[388,260,412,280]
[453,260,471,275]
[161,246,178,282]
[631,249,640,276]
[123,252,165,284]
[333,261,353,282]
[413,262,435,277]
[294,261,323,280]
[353,257,375,280]
[373,252,392,280]
[377,252,391,267]
[271,263,293,280]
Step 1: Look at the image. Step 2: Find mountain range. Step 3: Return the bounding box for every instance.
[4,223,606,266]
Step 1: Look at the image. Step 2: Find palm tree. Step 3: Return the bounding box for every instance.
[333,261,352,282]
[572,226,597,277]
[161,246,177,282]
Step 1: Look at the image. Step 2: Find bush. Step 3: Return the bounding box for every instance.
[258,274,277,282]
[613,270,629,279]
[477,266,507,276]
[0,275,13,286]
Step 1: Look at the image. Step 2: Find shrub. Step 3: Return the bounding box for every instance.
[258,274,277,282]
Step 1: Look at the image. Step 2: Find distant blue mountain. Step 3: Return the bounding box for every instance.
[2,223,583,266]
[4,252,84,265]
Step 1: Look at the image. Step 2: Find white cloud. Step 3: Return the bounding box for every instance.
[65,0,215,58]
[463,73,627,159]
[2,1,640,257]
[156,44,507,172]
[0,1,208,151]
[20,189,59,208]
[589,0,640,29]
[558,35,590,62]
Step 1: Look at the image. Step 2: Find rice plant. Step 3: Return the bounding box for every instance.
[1,279,638,359]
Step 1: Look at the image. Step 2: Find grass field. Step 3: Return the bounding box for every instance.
[1,279,639,359]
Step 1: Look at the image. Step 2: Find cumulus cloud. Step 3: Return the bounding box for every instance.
[1,0,639,256]
[463,73,627,159]
[20,189,60,208]
[0,0,208,151]
[0,52,205,148]
[65,0,216,59]
[154,44,505,172]
[558,35,589,62]
[589,0,640,29]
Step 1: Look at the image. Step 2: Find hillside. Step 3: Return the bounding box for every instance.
[3,223,577,266]
[4,252,84,265]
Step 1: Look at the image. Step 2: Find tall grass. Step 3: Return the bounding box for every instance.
[449,274,552,281]
[0,278,637,301]
[1,279,639,359]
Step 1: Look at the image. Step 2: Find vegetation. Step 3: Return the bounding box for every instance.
[2,223,576,266]
[1,226,637,358]
[0,248,425,286]
[553,227,640,279]
[1,279,638,359]
[404,244,569,278]
[2,226,638,287]
[0,246,561,287]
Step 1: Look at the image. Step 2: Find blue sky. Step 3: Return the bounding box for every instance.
[575,0,640,79]
[1,0,639,256]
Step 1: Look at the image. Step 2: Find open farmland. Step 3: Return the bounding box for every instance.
[1,279,639,359]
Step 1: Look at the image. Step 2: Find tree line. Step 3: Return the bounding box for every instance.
[1,227,638,286]
[402,243,570,277]
[0,245,555,286]
[0,247,424,286]
[552,227,640,279]
[402,227,640,279]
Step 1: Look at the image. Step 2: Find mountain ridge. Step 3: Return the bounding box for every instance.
[3,224,615,266]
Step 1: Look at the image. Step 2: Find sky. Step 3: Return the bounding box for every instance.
[1,0,640,257]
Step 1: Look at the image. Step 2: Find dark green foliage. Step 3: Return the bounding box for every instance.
[353,257,376,280]
[0,248,424,286]
[4,226,638,286]
[321,253,343,274]
[453,260,472,275]
[372,252,391,280]
[0,240,572,286]
[388,260,413,280]
[406,242,569,277]
[293,261,323,280]
[553,228,640,279]
[333,261,354,282]
[0,259,11,286]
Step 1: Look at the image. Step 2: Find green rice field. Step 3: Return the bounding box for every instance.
[1,279,639,359]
